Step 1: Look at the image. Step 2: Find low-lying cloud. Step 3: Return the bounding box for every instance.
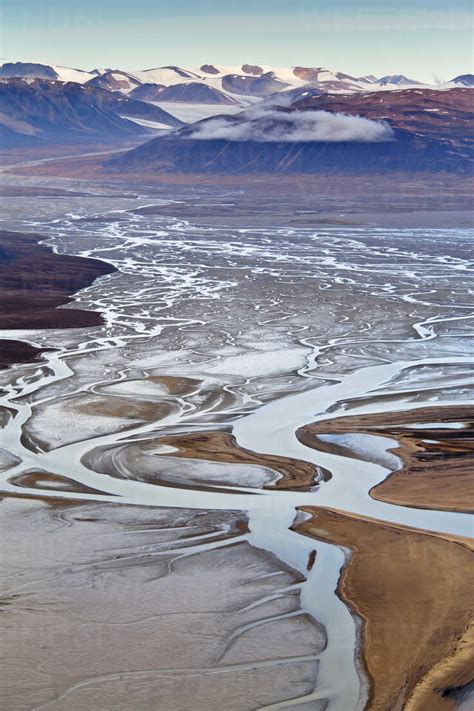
[187,108,394,143]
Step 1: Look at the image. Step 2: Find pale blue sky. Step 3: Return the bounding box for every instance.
[1,0,472,81]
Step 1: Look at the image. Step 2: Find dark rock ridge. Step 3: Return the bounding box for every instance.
[109,89,473,175]
[241,64,264,76]
[200,64,220,75]
[85,71,142,92]
[0,79,182,146]
[90,67,116,75]
[293,67,333,82]
[221,72,290,96]
[293,67,322,82]
[162,65,199,78]
[451,74,474,87]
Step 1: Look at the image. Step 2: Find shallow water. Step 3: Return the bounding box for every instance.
[0,179,473,710]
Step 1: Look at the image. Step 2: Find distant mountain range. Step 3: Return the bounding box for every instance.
[1,61,472,105]
[109,88,474,175]
[1,60,472,176]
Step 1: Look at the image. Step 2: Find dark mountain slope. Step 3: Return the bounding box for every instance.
[108,129,469,175]
[108,89,473,175]
[451,74,474,87]
[0,80,182,146]
[78,85,183,126]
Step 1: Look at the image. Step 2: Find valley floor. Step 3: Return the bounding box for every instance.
[0,163,473,710]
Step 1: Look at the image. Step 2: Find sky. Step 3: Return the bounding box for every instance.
[1,0,472,82]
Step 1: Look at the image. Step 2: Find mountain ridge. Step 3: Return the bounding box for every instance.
[0,79,183,147]
[2,61,471,100]
[107,88,473,175]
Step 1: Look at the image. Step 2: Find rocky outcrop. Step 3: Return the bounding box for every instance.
[222,72,289,96]
[200,64,220,75]
[451,74,474,87]
[241,64,264,76]
[85,71,142,92]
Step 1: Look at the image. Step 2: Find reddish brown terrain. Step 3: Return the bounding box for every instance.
[107,88,474,174]
[296,507,474,711]
[0,231,115,367]
[297,405,474,513]
[294,88,474,148]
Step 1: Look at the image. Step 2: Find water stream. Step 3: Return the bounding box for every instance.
[1,186,473,709]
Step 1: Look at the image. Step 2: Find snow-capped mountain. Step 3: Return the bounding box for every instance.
[449,74,474,87]
[1,61,472,107]
[86,71,142,93]
[110,87,474,176]
[1,58,471,161]
[0,61,95,83]
[0,78,183,147]
[131,82,239,105]
[135,66,202,85]
[377,74,423,86]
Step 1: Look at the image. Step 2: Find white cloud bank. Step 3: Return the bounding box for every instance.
[188,108,394,143]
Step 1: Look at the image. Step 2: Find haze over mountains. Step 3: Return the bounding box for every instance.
[1,60,472,175]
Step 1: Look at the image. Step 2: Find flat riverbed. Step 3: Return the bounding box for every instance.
[0,174,473,711]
